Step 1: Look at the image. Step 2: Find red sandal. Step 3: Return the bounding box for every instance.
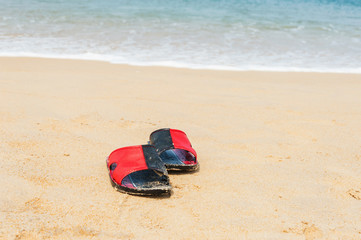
[150,128,199,171]
[106,145,172,195]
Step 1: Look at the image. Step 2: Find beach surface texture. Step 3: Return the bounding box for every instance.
[0,57,361,239]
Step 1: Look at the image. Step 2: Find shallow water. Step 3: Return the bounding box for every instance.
[1,0,361,72]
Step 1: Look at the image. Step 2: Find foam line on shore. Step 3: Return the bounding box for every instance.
[1,52,361,74]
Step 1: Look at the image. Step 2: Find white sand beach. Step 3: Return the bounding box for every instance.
[0,57,361,239]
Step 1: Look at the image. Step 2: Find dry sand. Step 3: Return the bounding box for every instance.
[0,57,360,239]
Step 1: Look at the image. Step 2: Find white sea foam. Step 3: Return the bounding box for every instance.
[1,51,361,73]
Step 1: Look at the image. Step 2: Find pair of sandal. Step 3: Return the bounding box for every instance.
[106,128,198,196]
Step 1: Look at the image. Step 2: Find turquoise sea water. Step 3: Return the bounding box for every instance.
[1,0,361,72]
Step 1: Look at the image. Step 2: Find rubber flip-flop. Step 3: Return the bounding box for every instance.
[106,145,172,196]
[149,128,199,171]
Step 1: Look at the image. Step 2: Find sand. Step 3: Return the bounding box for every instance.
[0,57,360,239]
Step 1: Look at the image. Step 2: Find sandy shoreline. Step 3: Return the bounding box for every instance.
[1,57,361,239]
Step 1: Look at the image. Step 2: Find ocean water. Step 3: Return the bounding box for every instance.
[1,0,361,72]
